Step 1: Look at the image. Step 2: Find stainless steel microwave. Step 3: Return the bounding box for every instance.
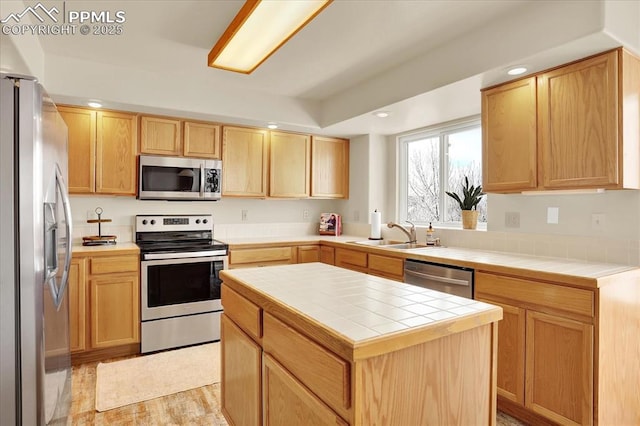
[138,155,222,201]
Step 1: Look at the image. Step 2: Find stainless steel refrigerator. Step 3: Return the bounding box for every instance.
[1,74,72,425]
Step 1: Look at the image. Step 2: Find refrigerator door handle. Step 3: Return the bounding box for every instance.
[44,202,59,280]
[55,164,73,309]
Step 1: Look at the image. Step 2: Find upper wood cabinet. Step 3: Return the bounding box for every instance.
[140,115,221,159]
[140,116,181,156]
[59,106,137,195]
[222,126,270,197]
[482,48,640,192]
[311,136,349,198]
[482,77,537,192]
[183,121,221,159]
[270,131,310,198]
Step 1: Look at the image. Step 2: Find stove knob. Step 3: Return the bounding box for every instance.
[203,219,208,224]
[142,219,148,225]
[196,219,201,224]
[150,220,156,225]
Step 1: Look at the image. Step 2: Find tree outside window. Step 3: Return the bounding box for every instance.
[400,117,486,225]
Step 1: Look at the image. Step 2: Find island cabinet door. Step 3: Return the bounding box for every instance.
[525,311,593,426]
[221,314,261,426]
[263,354,348,426]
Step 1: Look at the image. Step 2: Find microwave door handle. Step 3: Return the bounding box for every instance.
[200,163,205,197]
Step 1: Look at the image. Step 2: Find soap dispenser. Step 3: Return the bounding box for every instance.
[426,222,435,245]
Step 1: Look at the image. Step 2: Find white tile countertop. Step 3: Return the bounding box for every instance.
[221,262,500,344]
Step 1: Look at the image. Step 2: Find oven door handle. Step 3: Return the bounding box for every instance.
[142,250,228,261]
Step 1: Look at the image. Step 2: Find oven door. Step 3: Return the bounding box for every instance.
[141,254,228,321]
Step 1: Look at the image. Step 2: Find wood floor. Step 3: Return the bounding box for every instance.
[69,357,524,425]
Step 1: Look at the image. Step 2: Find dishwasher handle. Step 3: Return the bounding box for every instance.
[405,269,470,287]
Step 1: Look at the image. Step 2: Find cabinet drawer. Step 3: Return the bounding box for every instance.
[90,255,138,275]
[230,247,294,266]
[368,254,403,279]
[262,313,350,414]
[221,286,261,341]
[475,272,594,318]
[335,248,367,271]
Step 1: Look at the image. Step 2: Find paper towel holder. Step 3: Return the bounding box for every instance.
[369,209,384,240]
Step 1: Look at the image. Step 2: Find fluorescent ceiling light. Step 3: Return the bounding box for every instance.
[87,101,102,108]
[507,67,527,76]
[208,0,332,74]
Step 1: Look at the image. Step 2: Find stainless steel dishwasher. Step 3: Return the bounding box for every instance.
[404,259,474,298]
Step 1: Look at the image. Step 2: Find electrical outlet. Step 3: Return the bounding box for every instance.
[303,209,309,220]
[241,210,248,221]
[505,212,520,228]
[591,213,606,231]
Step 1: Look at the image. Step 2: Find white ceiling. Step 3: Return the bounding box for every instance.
[3,0,639,137]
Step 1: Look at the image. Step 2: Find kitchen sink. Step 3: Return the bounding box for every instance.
[349,240,430,250]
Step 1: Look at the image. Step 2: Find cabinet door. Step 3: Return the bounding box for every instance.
[229,246,295,268]
[90,273,140,348]
[183,121,221,159]
[221,314,261,426]
[525,311,593,426]
[140,116,181,156]
[96,111,138,195]
[319,246,335,265]
[263,354,348,426]
[368,254,403,281]
[311,136,349,198]
[481,77,537,192]
[334,248,367,273]
[477,298,525,404]
[69,257,87,353]
[270,131,310,197]
[297,245,320,263]
[58,107,96,193]
[538,50,619,189]
[222,126,269,197]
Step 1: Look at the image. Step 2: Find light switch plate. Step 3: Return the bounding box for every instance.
[547,207,559,224]
[505,212,520,228]
[591,213,606,231]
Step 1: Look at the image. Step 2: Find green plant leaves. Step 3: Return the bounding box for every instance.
[445,176,485,210]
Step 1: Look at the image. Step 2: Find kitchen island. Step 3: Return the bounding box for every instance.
[220,262,502,426]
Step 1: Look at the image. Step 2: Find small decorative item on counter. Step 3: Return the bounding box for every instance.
[319,213,342,236]
[445,176,484,230]
[369,209,382,240]
[82,207,117,246]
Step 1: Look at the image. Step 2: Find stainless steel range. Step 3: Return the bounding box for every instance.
[135,214,228,353]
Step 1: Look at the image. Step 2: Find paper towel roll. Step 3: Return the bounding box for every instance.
[370,210,382,239]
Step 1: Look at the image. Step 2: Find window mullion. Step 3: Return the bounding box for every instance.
[439,133,448,223]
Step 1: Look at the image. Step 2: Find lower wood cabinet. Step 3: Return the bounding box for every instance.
[334,247,368,273]
[335,247,404,281]
[297,245,320,263]
[70,251,140,364]
[220,314,261,426]
[476,271,596,426]
[320,245,335,265]
[229,246,296,268]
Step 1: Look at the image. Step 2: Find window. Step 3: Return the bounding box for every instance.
[398,117,486,226]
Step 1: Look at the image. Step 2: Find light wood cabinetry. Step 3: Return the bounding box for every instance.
[59,106,138,195]
[139,116,181,156]
[476,271,596,425]
[320,245,335,265]
[183,121,221,158]
[367,253,404,281]
[220,314,261,426]
[139,115,222,159]
[229,246,296,268]
[334,247,368,273]
[222,126,270,197]
[69,257,87,353]
[482,77,537,192]
[70,251,140,364]
[311,136,349,198]
[482,48,640,192]
[270,131,311,198]
[297,245,320,263]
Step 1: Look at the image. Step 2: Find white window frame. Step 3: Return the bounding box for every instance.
[397,115,484,229]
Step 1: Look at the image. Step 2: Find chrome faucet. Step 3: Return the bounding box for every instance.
[387,221,416,243]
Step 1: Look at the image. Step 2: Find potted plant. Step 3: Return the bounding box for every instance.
[445,176,484,229]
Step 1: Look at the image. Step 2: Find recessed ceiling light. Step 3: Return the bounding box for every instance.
[87,101,102,108]
[507,67,527,76]
[267,123,278,129]
[373,111,390,118]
